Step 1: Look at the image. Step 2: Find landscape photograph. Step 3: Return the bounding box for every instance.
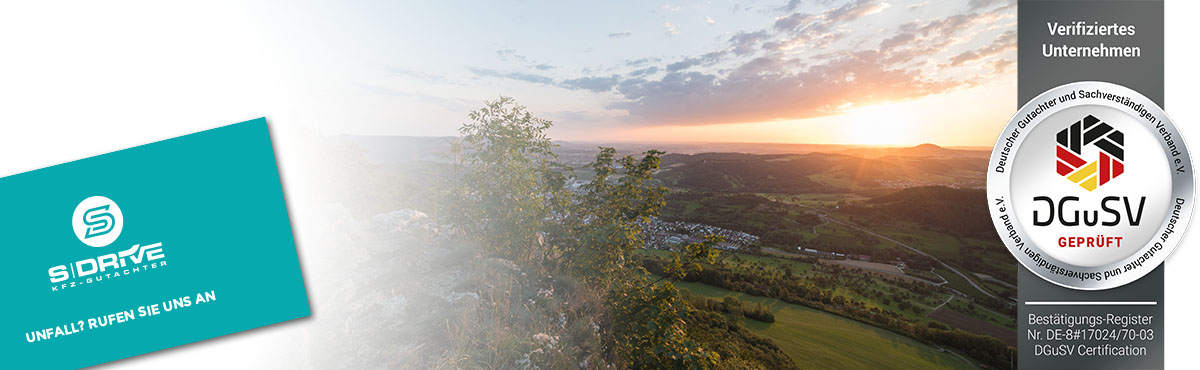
[312,117,1017,369]
[273,0,1021,369]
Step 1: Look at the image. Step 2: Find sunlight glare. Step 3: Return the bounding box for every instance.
[845,103,913,146]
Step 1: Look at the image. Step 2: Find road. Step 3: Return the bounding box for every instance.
[978,274,1017,290]
[925,270,949,285]
[927,294,955,316]
[817,213,998,300]
[812,215,830,234]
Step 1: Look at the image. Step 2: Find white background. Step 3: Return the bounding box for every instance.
[1,1,1199,368]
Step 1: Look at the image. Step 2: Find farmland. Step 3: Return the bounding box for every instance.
[673,280,980,370]
[635,149,1017,368]
[929,307,1018,346]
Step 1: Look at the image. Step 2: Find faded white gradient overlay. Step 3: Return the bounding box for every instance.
[0,0,1197,368]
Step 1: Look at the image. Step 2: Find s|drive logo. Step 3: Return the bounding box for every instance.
[989,81,1194,290]
[72,196,124,247]
[48,196,166,292]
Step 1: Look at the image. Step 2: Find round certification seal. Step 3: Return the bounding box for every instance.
[989,81,1194,290]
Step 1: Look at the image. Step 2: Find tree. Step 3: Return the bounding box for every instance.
[444,97,722,369]
[608,280,720,369]
[443,96,568,261]
[559,147,721,368]
[557,147,665,285]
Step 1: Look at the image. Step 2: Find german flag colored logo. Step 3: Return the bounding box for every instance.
[1056,114,1124,191]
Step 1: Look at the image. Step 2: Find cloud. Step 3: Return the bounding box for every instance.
[879,32,916,51]
[469,67,555,85]
[766,0,891,55]
[608,31,632,38]
[665,51,726,72]
[729,31,769,55]
[991,59,1014,73]
[878,5,1013,59]
[494,48,563,73]
[630,66,659,77]
[665,59,698,72]
[825,0,890,23]
[775,0,888,32]
[902,13,976,36]
[608,50,961,125]
[470,66,622,93]
[664,22,679,36]
[594,0,1014,126]
[764,32,845,51]
[784,0,803,12]
[706,16,716,25]
[773,12,818,32]
[967,0,1010,11]
[945,30,1016,66]
[469,0,1015,128]
[561,75,621,92]
[625,57,661,67]
[495,48,530,63]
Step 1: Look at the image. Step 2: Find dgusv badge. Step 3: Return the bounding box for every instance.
[988,81,1194,290]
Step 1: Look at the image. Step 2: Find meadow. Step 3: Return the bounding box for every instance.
[672,280,980,370]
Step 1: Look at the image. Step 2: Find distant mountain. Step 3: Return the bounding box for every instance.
[837,143,991,159]
[340,136,990,164]
[658,151,987,194]
[341,136,866,166]
[551,141,868,168]
[555,141,859,155]
[658,153,845,194]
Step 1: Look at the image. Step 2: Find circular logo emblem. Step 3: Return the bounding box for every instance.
[988,81,1194,290]
[72,196,124,248]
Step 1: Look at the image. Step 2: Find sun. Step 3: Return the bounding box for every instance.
[843,103,914,146]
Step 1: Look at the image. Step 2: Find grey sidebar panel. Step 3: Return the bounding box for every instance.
[1017,1,1164,369]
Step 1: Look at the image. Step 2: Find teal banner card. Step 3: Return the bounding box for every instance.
[0,118,310,369]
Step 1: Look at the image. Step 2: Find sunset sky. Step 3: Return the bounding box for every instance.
[344,0,1019,146]
[1,0,1018,148]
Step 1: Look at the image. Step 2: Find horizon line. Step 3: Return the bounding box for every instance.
[341,134,994,150]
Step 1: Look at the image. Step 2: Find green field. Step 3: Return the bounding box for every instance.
[945,296,1016,329]
[799,217,905,254]
[814,219,856,237]
[643,249,818,275]
[862,222,1016,285]
[933,268,993,301]
[871,225,962,262]
[641,249,950,322]
[982,280,1015,297]
[722,252,815,275]
[762,193,872,208]
[904,268,946,283]
[672,280,980,370]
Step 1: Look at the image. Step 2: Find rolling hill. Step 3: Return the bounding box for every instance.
[846,186,993,239]
[838,143,991,159]
[657,145,988,193]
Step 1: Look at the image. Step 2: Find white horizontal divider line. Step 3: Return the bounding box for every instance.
[1024,301,1158,306]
